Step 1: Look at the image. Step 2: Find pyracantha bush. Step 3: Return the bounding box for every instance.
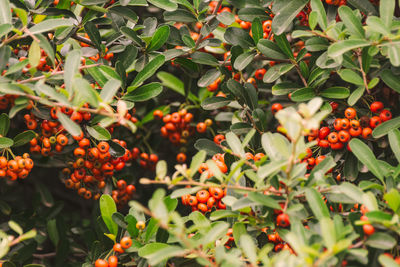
[0,0,400,266]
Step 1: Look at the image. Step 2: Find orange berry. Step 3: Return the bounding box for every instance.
[108,256,118,267]
[196,122,207,133]
[344,107,356,119]
[113,243,124,254]
[120,237,132,249]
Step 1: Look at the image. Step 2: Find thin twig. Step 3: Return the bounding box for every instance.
[18,64,101,84]
[72,34,95,47]
[357,48,370,94]
[194,0,223,50]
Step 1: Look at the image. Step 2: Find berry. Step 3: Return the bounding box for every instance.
[95,259,109,267]
[363,224,375,235]
[271,103,283,115]
[120,237,132,249]
[276,213,290,227]
[379,109,392,122]
[370,101,384,113]
[344,107,357,119]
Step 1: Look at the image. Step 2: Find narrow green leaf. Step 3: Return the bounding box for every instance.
[328,39,370,58]
[129,55,165,89]
[233,51,256,71]
[251,17,263,44]
[0,114,10,136]
[64,50,81,94]
[338,69,364,85]
[380,69,400,93]
[310,0,327,30]
[148,25,170,52]
[125,82,163,102]
[388,129,400,163]
[305,187,330,220]
[372,116,400,138]
[338,6,365,38]
[247,192,281,209]
[148,0,177,11]
[13,130,36,147]
[86,125,111,140]
[99,194,118,235]
[0,137,13,148]
[100,79,121,104]
[57,113,82,137]
[0,0,12,24]
[28,41,41,68]
[320,86,350,99]
[29,18,75,34]
[349,138,384,183]
[380,0,395,28]
[271,0,308,35]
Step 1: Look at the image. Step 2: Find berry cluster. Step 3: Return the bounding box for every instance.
[181,187,227,213]
[132,148,159,171]
[309,102,392,150]
[63,140,133,202]
[0,153,34,180]
[95,236,134,267]
[198,153,228,177]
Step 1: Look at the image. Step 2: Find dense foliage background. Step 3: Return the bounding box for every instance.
[0,0,400,266]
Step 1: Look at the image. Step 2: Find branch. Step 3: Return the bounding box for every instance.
[72,34,95,47]
[194,0,223,50]
[18,63,101,84]
[357,48,370,94]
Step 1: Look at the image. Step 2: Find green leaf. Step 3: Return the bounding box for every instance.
[99,194,118,236]
[57,113,82,137]
[28,41,41,68]
[109,6,138,23]
[379,254,400,267]
[320,86,350,99]
[189,150,207,176]
[247,192,281,209]
[290,87,316,102]
[148,0,177,11]
[338,69,364,85]
[157,71,184,95]
[338,5,365,38]
[0,113,10,136]
[224,27,255,49]
[146,245,183,265]
[388,129,400,164]
[13,131,36,147]
[234,51,256,71]
[164,9,196,22]
[320,217,336,249]
[194,138,224,156]
[191,52,219,66]
[125,82,163,102]
[272,82,302,96]
[274,34,294,59]
[0,23,12,39]
[201,221,229,246]
[305,188,330,220]
[380,0,395,28]
[0,137,13,148]
[365,233,396,249]
[100,79,121,104]
[347,0,378,15]
[225,132,244,156]
[64,50,81,95]
[84,21,101,50]
[240,235,257,265]
[73,78,100,108]
[388,43,400,67]
[251,17,263,44]
[198,69,220,87]
[349,138,384,183]
[47,219,59,246]
[328,39,370,58]
[348,86,365,106]
[271,0,308,35]
[35,82,69,105]
[148,25,170,52]
[86,125,111,140]
[29,18,75,34]
[138,243,169,257]
[380,69,400,93]
[238,8,269,21]
[308,11,318,30]
[310,0,327,30]
[8,221,23,235]
[217,11,235,25]
[257,39,288,60]
[372,116,400,138]
[384,188,400,214]
[201,97,231,110]
[366,16,391,36]
[129,55,165,89]
[0,0,11,24]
